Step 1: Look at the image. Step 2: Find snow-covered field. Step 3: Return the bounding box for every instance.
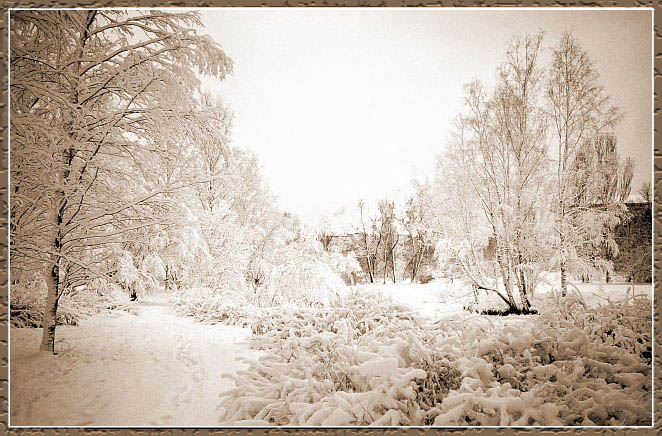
[10,295,260,426]
[375,279,653,319]
[9,279,653,427]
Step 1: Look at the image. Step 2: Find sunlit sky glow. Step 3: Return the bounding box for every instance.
[198,8,652,223]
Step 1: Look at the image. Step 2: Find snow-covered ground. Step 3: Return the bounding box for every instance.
[366,278,653,319]
[10,278,653,427]
[10,294,260,427]
[370,280,472,319]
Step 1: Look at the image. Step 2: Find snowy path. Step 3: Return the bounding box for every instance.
[10,295,259,427]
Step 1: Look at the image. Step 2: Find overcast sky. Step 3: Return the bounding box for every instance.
[198,8,652,223]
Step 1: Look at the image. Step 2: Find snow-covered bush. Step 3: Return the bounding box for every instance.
[253,234,353,308]
[326,248,362,286]
[433,291,652,426]
[10,273,138,328]
[10,273,47,326]
[10,274,78,328]
[63,283,139,319]
[114,250,163,297]
[218,290,464,425]
[169,286,253,327]
[218,287,651,426]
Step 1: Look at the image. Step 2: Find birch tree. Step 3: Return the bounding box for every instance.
[487,32,549,311]
[10,10,232,353]
[442,33,549,313]
[546,32,623,295]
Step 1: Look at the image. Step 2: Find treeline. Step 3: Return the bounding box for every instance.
[9,11,652,353]
[318,31,651,315]
[315,189,438,286]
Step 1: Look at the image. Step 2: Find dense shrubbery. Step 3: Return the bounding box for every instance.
[217,287,651,426]
[170,233,362,324]
[11,303,78,328]
[218,289,459,426]
[434,291,651,426]
[169,287,254,327]
[11,277,138,328]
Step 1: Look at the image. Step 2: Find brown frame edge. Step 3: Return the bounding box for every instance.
[0,1,659,435]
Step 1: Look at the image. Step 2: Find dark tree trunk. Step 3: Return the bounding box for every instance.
[40,264,60,354]
[367,255,375,283]
[517,255,531,312]
[40,184,66,354]
[495,243,517,310]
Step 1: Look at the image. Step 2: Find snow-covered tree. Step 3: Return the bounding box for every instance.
[442,33,549,313]
[10,10,232,353]
[401,180,437,283]
[376,199,399,284]
[566,134,633,283]
[356,199,382,284]
[546,32,624,294]
[638,182,652,204]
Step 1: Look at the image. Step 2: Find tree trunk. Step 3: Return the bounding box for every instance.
[410,240,423,284]
[495,245,517,310]
[40,264,60,354]
[366,255,374,283]
[40,148,68,354]
[517,277,531,312]
[559,228,568,296]
[383,245,387,284]
[410,257,417,283]
[517,256,531,312]
[502,274,517,309]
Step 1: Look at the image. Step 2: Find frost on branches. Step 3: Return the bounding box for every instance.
[10,9,233,353]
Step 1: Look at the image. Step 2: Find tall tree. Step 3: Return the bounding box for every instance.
[448,33,548,313]
[401,183,433,283]
[488,32,549,311]
[376,199,399,284]
[546,32,623,295]
[10,10,232,353]
[569,134,633,283]
[356,200,381,283]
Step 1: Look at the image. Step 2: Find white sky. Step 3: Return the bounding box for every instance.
[198,8,652,223]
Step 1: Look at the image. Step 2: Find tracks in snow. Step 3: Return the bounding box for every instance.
[10,295,259,426]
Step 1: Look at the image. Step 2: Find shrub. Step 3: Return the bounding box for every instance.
[217,288,651,426]
[169,286,253,327]
[10,278,138,328]
[218,290,464,426]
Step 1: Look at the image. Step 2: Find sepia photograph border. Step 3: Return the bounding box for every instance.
[0,0,659,435]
